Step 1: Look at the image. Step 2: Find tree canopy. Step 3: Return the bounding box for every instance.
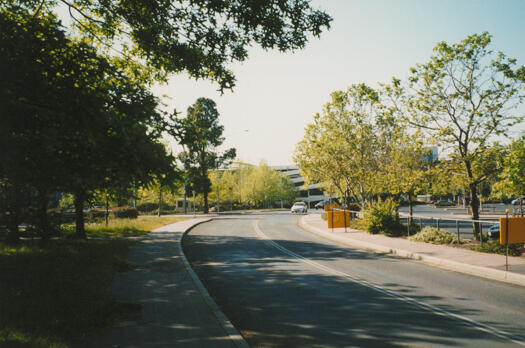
[3,0,332,89]
[0,8,176,239]
[174,98,236,213]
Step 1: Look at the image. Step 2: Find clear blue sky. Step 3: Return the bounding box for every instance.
[153,0,525,165]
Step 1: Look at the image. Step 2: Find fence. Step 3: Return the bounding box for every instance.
[328,207,499,243]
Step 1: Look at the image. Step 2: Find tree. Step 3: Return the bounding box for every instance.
[493,136,525,215]
[405,32,525,237]
[175,98,236,213]
[0,8,177,239]
[294,84,389,207]
[3,0,331,90]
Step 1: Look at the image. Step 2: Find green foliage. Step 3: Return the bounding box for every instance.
[3,1,332,90]
[294,84,389,204]
[406,32,524,229]
[110,207,139,219]
[359,199,403,236]
[0,9,177,239]
[171,98,236,214]
[493,136,525,199]
[471,241,522,256]
[408,226,463,244]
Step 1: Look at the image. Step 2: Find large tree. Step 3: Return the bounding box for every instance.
[3,0,331,90]
[175,98,236,213]
[405,32,525,237]
[0,9,176,239]
[294,84,389,206]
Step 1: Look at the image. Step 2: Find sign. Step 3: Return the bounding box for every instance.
[500,217,525,244]
[327,211,351,228]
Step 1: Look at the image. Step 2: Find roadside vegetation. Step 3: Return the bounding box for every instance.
[294,31,525,250]
[0,216,185,348]
[408,227,464,245]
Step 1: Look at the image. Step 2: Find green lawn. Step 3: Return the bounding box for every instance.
[0,216,186,347]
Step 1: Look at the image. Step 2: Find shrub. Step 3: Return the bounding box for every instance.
[110,206,138,219]
[346,203,361,211]
[471,241,523,256]
[408,226,462,244]
[359,199,403,236]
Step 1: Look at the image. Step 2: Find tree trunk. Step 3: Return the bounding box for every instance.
[74,193,86,239]
[203,191,209,214]
[469,183,481,240]
[105,195,109,226]
[157,188,162,217]
[36,189,50,239]
[6,184,20,243]
[408,192,413,226]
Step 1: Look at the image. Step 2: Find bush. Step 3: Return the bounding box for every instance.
[408,226,462,244]
[110,206,138,219]
[346,203,361,211]
[471,241,523,256]
[359,199,403,236]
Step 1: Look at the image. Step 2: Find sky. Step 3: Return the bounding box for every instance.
[153,0,525,166]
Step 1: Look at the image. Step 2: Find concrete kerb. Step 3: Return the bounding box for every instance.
[178,218,250,348]
[298,216,525,288]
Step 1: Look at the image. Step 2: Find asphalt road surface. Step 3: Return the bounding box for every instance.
[183,212,525,347]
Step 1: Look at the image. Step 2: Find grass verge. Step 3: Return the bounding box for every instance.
[0,216,186,347]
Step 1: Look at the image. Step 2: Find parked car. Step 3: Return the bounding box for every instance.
[434,200,455,207]
[314,200,330,209]
[487,224,500,240]
[291,202,308,214]
[511,197,525,205]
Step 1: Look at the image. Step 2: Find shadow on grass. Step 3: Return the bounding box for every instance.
[0,239,135,347]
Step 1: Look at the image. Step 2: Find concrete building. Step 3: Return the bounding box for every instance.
[272,165,329,208]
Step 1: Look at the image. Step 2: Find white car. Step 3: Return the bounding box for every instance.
[291,202,308,214]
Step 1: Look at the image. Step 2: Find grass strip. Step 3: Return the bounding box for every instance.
[0,216,186,347]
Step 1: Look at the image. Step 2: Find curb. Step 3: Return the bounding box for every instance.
[298,216,525,288]
[179,218,250,348]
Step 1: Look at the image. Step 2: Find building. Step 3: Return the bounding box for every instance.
[272,165,329,208]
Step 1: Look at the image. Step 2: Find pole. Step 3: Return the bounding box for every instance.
[192,190,196,217]
[456,219,460,244]
[505,209,509,272]
[331,207,334,233]
[183,186,187,214]
[343,208,347,233]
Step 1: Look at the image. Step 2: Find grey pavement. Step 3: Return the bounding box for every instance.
[88,218,247,348]
[300,213,525,287]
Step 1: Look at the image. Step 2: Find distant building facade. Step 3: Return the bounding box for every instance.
[272,165,329,208]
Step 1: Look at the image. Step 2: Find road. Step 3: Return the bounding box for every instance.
[183,212,525,347]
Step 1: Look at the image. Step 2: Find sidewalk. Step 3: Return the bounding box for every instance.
[300,214,525,287]
[89,218,248,348]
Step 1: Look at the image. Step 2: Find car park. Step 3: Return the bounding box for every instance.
[291,202,308,214]
[434,200,455,207]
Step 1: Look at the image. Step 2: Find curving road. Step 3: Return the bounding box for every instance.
[183,212,525,347]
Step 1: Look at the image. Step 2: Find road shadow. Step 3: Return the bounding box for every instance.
[183,220,524,347]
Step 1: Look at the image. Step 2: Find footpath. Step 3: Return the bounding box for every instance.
[300,214,525,287]
[89,218,248,348]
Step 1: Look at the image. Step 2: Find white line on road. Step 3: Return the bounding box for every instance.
[253,220,525,346]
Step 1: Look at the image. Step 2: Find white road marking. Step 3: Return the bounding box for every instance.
[253,220,525,346]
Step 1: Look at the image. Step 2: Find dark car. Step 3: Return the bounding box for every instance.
[314,200,330,209]
[487,225,500,240]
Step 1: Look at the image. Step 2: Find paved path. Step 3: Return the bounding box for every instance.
[301,214,525,286]
[89,218,247,348]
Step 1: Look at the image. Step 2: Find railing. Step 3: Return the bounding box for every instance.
[328,207,499,244]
